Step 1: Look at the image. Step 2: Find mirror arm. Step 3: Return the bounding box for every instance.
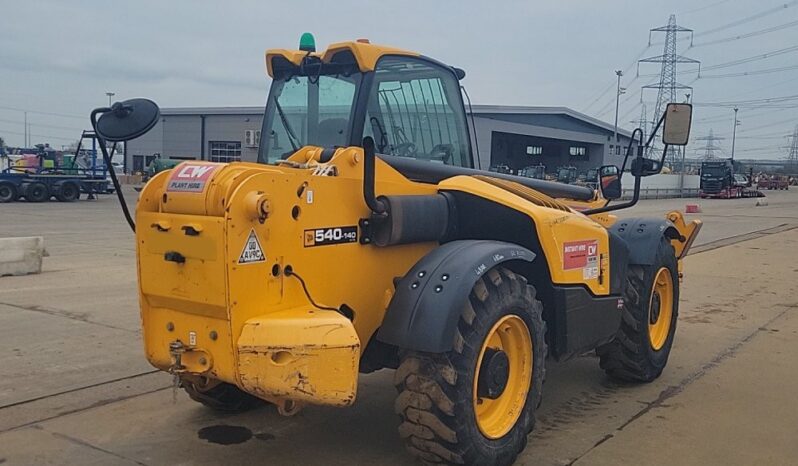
[585,128,646,216]
[90,109,136,233]
[659,142,670,168]
[582,174,640,215]
[644,112,667,149]
[620,128,643,174]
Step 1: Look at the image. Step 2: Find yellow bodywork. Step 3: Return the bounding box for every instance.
[265,41,420,76]
[135,41,702,409]
[136,146,700,407]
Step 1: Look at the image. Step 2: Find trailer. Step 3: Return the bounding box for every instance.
[0,131,114,203]
[757,175,789,191]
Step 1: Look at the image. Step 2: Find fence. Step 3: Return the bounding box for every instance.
[620,173,700,199]
[621,187,700,200]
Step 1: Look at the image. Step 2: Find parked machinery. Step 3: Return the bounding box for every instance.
[91,36,701,465]
[0,131,113,203]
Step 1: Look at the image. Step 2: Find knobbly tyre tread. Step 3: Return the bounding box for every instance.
[182,380,265,413]
[597,238,679,382]
[394,267,547,465]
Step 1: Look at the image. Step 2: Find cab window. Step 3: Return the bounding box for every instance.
[364,56,471,167]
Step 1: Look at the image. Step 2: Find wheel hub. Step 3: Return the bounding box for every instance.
[650,292,661,324]
[477,347,510,399]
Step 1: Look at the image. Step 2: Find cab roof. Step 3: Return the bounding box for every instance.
[265,40,419,77]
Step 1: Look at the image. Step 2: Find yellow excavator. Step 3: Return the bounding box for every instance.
[91,34,701,465]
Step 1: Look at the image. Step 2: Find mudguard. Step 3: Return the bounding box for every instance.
[377,240,535,353]
[609,218,681,266]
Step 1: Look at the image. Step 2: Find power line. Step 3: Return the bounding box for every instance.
[681,0,735,15]
[692,93,798,107]
[704,45,798,71]
[691,19,798,47]
[699,64,798,78]
[0,117,83,132]
[0,105,86,120]
[641,45,798,78]
[582,45,651,113]
[0,128,79,142]
[694,0,798,37]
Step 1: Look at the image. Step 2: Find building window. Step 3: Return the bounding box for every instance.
[209,141,242,163]
[132,155,157,173]
[526,146,543,155]
[569,146,586,156]
[616,145,621,155]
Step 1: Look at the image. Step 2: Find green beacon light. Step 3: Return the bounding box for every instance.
[299,32,316,53]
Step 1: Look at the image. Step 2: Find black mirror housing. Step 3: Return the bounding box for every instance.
[631,157,662,177]
[598,165,622,200]
[94,99,160,142]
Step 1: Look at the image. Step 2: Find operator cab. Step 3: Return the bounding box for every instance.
[258,38,473,168]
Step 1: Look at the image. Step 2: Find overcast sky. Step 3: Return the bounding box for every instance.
[1,0,796,159]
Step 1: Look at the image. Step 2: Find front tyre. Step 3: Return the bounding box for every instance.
[394,267,546,465]
[597,237,679,382]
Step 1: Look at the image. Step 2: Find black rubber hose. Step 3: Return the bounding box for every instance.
[91,108,136,232]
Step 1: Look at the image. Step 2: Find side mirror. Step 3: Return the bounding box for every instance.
[631,157,663,177]
[662,103,692,146]
[598,165,622,200]
[95,99,160,142]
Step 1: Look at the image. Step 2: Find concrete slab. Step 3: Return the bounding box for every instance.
[0,236,45,276]
[575,303,798,466]
[0,303,151,406]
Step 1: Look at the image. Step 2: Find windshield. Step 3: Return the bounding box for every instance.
[259,73,361,163]
[702,165,727,177]
[258,55,472,167]
[364,57,472,167]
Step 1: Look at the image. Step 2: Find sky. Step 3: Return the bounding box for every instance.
[1,0,796,159]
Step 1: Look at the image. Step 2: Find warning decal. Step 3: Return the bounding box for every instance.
[166,163,219,193]
[563,239,599,279]
[238,229,266,264]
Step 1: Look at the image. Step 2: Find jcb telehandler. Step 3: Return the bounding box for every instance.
[92,35,701,465]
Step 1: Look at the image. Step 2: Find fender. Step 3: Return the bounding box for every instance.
[609,217,681,266]
[377,240,535,353]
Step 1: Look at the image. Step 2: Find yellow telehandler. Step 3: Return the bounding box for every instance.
[91,34,701,465]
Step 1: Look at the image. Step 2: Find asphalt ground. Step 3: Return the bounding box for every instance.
[1,188,797,465]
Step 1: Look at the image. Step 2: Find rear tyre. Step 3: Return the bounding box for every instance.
[55,182,80,202]
[182,380,265,413]
[24,182,49,202]
[0,182,18,203]
[597,238,679,382]
[394,267,547,466]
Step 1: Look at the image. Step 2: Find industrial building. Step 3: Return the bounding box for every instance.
[125,105,632,175]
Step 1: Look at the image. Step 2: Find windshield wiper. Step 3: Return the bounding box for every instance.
[275,100,301,151]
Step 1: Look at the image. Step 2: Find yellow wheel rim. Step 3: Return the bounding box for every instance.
[472,315,533,439]
[648,267,674,351]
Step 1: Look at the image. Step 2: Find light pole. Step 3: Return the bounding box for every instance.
[731,107,739,161]
[613,70,624,144]
[106,92,115,107]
